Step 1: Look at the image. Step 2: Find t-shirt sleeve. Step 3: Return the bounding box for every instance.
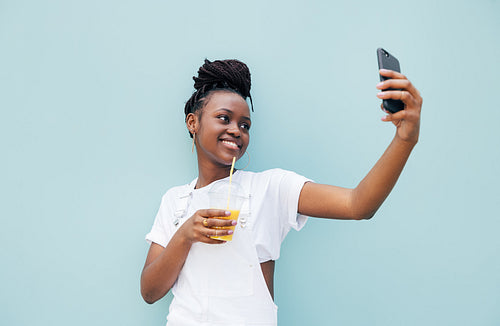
[275,169,312,240]
[145,192,175,248]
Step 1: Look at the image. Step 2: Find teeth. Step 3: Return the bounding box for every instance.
[221,140,238,149]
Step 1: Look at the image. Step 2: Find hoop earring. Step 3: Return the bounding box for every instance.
[236,151,250,170]
[191,132,196,153]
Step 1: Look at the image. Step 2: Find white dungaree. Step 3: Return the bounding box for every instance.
[146,169,310,326]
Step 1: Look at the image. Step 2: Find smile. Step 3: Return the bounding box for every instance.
[221,140,239,150]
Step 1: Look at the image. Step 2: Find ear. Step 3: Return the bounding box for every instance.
[186,112,198,135]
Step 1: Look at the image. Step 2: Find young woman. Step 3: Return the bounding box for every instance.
[141,59,422,325]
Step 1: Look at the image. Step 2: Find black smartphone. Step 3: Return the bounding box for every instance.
[377,48,404,113]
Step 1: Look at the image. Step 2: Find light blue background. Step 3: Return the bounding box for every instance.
[1,0,499,325]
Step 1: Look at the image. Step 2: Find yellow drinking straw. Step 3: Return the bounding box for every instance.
[226,156,236,209]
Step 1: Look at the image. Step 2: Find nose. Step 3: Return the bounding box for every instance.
[227,122,240,137]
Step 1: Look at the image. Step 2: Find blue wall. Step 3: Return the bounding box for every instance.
[1,0,499,325]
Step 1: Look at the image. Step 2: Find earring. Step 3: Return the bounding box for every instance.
[191,132,196,153]
[236,151,251,170]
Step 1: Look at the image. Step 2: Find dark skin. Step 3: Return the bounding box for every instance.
[141,70,423,303]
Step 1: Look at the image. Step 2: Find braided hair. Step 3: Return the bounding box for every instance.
[184,59,253,136]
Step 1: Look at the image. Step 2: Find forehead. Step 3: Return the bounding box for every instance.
[203,90,250,117]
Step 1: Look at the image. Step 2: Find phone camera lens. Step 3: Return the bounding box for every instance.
[384,51,389,57]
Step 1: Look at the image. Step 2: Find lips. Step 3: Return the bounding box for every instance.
[220,138,241,150]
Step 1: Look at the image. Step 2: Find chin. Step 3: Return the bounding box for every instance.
[218,152,242,166]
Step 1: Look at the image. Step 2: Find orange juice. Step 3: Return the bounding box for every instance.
[210,209,240,241]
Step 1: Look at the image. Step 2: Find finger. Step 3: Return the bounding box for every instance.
[198,235,227,244]
[376,80,420,101]
[378,72,423,104]
[376,79,409,90]
[376,77,417,93]
[381,113,400,124]
[193,226,228,244]
[379,69,406,80]
[377,90,409,102]
[382,109,414,123]
[206,228,234,238]
[205,218,238,228]
[197,209,231,218]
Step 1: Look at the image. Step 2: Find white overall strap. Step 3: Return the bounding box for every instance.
[233,171,252,229]
[172,179,196,228]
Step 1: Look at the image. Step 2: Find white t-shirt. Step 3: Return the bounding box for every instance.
[146,168,311,262]
[146,169,312,325]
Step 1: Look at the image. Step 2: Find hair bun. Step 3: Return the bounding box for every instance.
[193,59,251,98]
[184,59,253,120]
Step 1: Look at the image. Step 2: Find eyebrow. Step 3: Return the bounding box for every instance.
[217,108,251,121]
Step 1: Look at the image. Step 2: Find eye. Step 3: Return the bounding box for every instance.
[240,122,251,130]
[217,115,230,123]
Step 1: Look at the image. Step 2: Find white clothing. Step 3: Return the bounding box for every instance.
[145,169,311,325]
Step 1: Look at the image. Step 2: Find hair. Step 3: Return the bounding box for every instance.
[184,59,253,136]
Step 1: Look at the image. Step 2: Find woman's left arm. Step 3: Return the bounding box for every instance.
[298,69,423,220]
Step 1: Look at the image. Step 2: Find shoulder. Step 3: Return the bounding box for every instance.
[234,168,287,185]
[236,168,308,190]
[159,179,195,203]
[238,168,297,179]
[254,168,307,183]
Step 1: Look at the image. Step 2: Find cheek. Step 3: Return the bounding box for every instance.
[242,134,250,150]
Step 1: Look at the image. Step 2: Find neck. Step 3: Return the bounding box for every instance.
[195,158,234,189]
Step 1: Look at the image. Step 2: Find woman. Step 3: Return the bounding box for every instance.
[141,59,422,325]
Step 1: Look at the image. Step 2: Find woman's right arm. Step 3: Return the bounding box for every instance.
[140,209,234,304]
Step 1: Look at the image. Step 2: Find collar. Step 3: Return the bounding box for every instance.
[183,170,242,196]
[178,178,198,199]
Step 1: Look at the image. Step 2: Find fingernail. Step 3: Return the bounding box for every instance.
[382,115,389,121]
[376,82,384,88]
[228,230,234,235]
[231,220,237,226]
[377,92,384,98]
[225,210,231,216]
[379,68,390,73]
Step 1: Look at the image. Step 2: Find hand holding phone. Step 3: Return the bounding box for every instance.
[377,48,404,113]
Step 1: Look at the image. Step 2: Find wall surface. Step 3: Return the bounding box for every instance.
[1,0,499,325]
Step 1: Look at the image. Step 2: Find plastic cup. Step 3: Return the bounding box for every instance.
[208,180,245,241]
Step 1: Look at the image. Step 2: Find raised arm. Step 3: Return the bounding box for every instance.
[298,69,422,220]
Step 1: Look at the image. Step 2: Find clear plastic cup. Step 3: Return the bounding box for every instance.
[208,180,245,241]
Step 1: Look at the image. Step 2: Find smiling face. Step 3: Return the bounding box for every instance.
[187,90,251,168]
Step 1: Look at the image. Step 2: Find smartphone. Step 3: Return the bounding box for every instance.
[377,48,404,113]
